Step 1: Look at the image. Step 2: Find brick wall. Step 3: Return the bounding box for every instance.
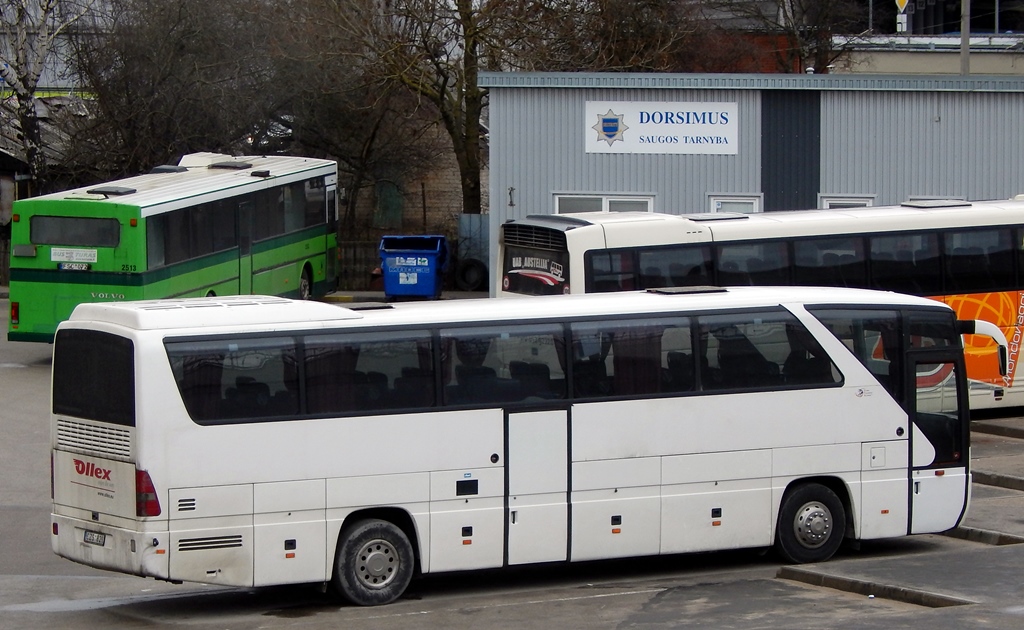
[336,138,490,290]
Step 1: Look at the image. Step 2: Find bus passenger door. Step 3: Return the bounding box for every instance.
[238,200,253,294]
[506,409,568,565]
[908,353,970,534]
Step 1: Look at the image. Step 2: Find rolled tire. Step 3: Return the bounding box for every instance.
[455,259,488,292]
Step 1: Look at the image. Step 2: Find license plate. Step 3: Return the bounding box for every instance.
[83,530,106,546]
[58,262,91,271]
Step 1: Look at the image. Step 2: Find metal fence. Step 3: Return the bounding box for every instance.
[337,241,381,291]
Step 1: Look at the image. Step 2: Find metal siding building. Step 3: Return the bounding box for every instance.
[481,72,1024,287]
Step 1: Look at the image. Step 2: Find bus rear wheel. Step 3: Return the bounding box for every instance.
[299,267,312,300]
[333,519,414,606]
[774,483,846,564]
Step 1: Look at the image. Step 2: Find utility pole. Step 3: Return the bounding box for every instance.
[960,0,971,75]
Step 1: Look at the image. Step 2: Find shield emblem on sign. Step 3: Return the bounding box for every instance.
[601,116,619,139]
[592,109,628,146]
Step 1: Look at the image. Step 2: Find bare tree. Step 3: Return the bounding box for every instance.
[699,0,867,73]
[64,0,278,180]
[0,0,96,192]
[262,2,448,236]
[301,0,513,216]
[496,0,735,72]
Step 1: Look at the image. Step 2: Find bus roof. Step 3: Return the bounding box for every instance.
[24,153,336,217]
[63,287,951,336]
[66,295,361,332]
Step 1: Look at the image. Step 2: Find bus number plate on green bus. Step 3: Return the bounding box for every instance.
[58,262,91,271]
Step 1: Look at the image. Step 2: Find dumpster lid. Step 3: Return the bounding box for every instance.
[379,235,447,251]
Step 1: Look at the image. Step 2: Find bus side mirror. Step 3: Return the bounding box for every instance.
[958,319,1009,377]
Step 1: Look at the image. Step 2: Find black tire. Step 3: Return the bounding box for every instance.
[455,259,488,292]
[774,483,846,564]
[333,519,414,606]
[299,267,313,300]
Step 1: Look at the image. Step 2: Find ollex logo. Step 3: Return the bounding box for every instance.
[74,459,112,481]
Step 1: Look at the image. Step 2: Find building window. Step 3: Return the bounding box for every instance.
[555,195,653,214]
[708,194,762,214]
[819,194,875,209]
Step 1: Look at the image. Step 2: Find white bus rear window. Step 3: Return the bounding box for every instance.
[52,329,135,426]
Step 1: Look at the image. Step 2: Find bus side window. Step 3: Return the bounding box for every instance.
[306,333,434,412]
[571,317,691,398]
[782,324,838,385]
[442,325,564,405]
[168,338,298,423]
[695,311,833,392]
[807,309,902,400]
[305,347,361,414]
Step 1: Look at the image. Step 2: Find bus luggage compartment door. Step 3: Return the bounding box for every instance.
[507,410,568,565]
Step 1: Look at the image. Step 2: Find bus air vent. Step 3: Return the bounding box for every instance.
[681,213,749,222]
[900,199,971,209]
[250,170,271,178]
[209,161,253,170]
[647,286,727,295]
[85,186,137,197]
[347,302,394,311]
[177,498,197,512]
[502,223,569,251]
[178,535,244,551]
[56,419,132,460]
[149,165,189,174]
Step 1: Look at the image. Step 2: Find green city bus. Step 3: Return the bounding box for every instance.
[8,152,339,343]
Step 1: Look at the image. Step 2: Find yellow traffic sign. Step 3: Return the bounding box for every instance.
[896,0,909,12]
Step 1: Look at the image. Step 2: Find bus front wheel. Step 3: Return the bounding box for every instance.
[333,519,414,606]
[774,483,846,564]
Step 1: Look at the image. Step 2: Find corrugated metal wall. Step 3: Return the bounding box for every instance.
[821,90,1024,203]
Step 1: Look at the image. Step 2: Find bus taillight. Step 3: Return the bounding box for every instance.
[135,469,162,517]
[10,302,18,326]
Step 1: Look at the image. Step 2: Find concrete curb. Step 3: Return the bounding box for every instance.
[944,526,1024,546]
[776,565,976,608]
[972,470,1024,492]
[971,421,1024,441]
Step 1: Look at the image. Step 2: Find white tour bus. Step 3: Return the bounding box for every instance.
[498,198,1024,410]
[50,287,1005,605]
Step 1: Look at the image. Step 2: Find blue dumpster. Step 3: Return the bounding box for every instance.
[379,235,448,300]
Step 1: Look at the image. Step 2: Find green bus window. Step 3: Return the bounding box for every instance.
[30,216,120,248]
